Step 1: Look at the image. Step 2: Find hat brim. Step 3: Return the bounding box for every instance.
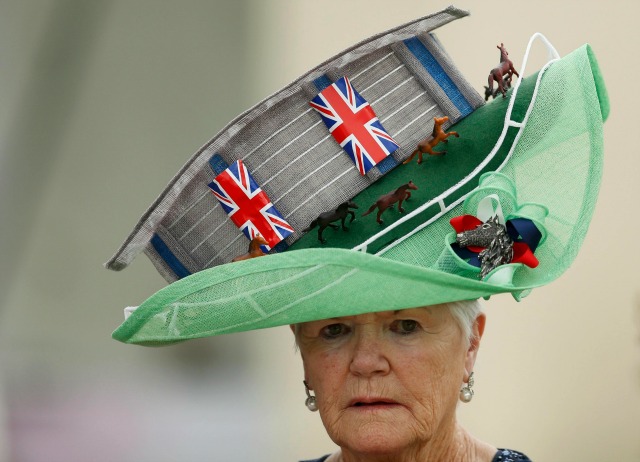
[113,44,608,346]
[114,248,524,345]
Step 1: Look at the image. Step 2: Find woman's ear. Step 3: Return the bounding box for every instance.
[464,313,486,381]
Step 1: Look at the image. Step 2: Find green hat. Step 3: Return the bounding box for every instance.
[107,8,609,346]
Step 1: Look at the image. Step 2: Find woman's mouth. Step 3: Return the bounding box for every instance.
[349,398,400,409]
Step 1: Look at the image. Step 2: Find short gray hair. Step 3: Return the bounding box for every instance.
[441,299,483,345]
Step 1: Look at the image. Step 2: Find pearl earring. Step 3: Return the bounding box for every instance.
[459,371,475,403]
[304,380,318,412]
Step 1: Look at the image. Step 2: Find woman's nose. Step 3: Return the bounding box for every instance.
[348,330,391,377]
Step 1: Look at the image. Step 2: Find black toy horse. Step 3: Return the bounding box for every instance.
[303,200,359,243]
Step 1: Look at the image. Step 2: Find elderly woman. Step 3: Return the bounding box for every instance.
[293,300,508,462]
[106,7,608,462]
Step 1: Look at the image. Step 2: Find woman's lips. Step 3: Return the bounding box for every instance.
[348,398,401,408]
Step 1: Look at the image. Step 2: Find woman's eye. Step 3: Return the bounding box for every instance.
[321,323,349,339]
[391,319,419,335]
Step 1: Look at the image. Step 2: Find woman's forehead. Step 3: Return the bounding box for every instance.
[325,306,448,322]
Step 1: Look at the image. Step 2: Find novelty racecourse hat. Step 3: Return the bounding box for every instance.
[107,6,609,346]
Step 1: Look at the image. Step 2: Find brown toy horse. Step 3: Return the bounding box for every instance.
[487,43,519,99]
[362,181,418,224]
[232,235,269,262]
[403,116,459,165]
[484,74,512,101]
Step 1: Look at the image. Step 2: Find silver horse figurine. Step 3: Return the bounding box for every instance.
[456,215,513,279]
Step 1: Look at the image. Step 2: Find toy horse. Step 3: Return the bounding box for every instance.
[403,116,459,165]
[362,181,418,224]
[232,235,269,262]
[484,74,512,101]
[487,43,519,99]
[455,215,513,279]
[302,200,359,243]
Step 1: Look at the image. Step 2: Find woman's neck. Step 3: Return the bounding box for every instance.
[327,424,496,462]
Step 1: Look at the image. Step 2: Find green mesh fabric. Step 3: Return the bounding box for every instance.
[383,46,606,282]
[113,44,608,345]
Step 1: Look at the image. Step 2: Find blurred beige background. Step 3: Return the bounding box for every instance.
[0,1,638,461]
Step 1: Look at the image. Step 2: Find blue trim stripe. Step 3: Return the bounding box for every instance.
[209,153,229,175]
[150,234,191,279]
[313,75,333,92]
[272,240,289,253]
[403,37,474,117]
[376,155,398,174]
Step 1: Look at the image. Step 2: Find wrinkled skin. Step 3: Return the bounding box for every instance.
[293,306,494,462]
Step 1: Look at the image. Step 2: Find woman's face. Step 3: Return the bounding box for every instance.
[295,306,483,457]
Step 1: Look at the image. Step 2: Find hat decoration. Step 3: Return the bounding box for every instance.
[446,172,547,283]
[310,76,400,175]
[208,159,294,251]
[107,7,609,345]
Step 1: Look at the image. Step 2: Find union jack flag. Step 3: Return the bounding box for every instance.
[208,160,294,249]
[310,76,399,175]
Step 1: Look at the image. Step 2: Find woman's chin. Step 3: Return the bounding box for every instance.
[337,432,416,457]
[330,408,423,455]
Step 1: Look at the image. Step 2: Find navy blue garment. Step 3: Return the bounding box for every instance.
[300,448,531,462]
[492,449,532,461]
